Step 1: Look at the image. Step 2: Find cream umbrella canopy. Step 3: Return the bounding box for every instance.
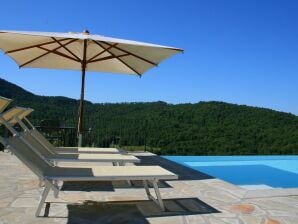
[0,30,182,146]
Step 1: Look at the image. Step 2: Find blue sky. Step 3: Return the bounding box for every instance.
[0,0,298,114]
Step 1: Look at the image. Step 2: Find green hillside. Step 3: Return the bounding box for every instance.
[1,77,298,155]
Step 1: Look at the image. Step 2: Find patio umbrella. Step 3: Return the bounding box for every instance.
[0,30,182,146]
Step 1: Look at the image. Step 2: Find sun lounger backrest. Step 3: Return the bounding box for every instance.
[30,129,56,153]
[9,108,34,125]
[0,107,25,125]
[6,135,51,178]
[19,131,54,156]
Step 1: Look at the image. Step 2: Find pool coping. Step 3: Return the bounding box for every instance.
[207,176,298,199]
[242,186,298,199]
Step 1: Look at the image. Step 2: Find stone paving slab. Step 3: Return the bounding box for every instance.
[0,151,297,223]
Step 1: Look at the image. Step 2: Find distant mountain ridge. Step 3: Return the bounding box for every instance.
[0,77,297,155]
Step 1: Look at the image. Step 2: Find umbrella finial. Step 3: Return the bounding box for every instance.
[83,30,90,35]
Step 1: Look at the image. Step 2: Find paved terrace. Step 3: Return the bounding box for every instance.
[0,151,297,224]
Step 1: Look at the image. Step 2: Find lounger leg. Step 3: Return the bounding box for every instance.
[152,180,165,211]
[143,180,165,211]
[143,180,151,199]
[35,184,50,217]
[38,177,44,187]
[52,180,60,198]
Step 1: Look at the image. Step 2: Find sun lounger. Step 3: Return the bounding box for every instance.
[0,106,33,124]
[30,128,124,154]
[7,106,125,154]
[3,106,33,124]
[0,111,139,165]
[25,131,139,165]
[0,134,178,216]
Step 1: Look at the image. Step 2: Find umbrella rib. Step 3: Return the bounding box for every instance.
[86,43,118,63]
[88,53,129,63]
[19,39,77,68]
[93,40,141,75]
[38,46,80,62]
[117,57,141,76]
[118,57,142,76]
[5,38,71,54]
[99,41,157,66]
[51,37,81,62]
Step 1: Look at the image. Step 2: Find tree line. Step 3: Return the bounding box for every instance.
[1,77,298,155]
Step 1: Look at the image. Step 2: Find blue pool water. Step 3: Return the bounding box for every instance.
[163,156,298,188]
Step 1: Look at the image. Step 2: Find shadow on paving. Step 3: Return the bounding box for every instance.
[61,181,114,192]
[116,180,172,188]
[61,198,219,224]
[136,156,214,181]
[61,180,171,191]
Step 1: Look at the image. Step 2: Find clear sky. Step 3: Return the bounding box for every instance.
[0,0,298,114]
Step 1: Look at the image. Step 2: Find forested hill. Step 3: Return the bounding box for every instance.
[1,77,298,155]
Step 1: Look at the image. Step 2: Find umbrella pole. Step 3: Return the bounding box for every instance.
[78,69,85,147]
[78,39,88,147]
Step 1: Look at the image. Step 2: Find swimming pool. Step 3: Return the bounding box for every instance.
[163,156,298,189]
